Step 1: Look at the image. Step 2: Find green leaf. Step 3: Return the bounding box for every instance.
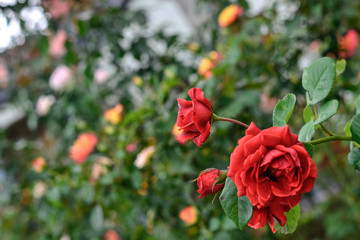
[302,57,336,104]
[344,120,352,136]
[356,96,360,114]
[313,100,339,125]
[273,93,296,127]
[350,114,360,144]
[303,105,314,123]
[348,147,360,171]
[274,204,301,234]
[303,143,314,157]
[335,59,346,75]
[90,205,104,232]
[298,119,315,142]
[219,178,253,230]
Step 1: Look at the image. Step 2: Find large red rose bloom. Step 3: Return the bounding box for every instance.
[176,88,212,147]
[228,123,317,232]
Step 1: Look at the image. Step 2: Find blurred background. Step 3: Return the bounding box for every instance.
[1,0,360,239]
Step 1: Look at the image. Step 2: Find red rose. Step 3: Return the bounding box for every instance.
[228,123,317,232]
[176,88,212,147]
[197,168,225,198]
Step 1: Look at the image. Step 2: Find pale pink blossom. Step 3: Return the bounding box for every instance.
[49,65,72,92]
[49,30,67,57]
[44,0,70,19]
[33,182,47,199]
[36,95,55,116]
[0,63,8,87]
[94,69,109,84]
[134,146,155,169]
[259,93,277,113]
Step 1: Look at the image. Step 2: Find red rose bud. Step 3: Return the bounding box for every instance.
[228,123,317,233]
[197,168,226,198]
[176,88,212,147]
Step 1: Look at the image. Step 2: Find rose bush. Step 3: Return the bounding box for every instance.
[228,123,317,232]
[176,88,212,147]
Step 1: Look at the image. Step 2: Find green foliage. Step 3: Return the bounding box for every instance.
[335,59,346,75]
[313,100,339,125]
[298,120,315,142]
[303,105,314,123]
[348,147,360,171]
[220,178,253,230]
[273,93,296,127]
[302,57,336,104]
[274,204,300,234]
[351,114,360,144]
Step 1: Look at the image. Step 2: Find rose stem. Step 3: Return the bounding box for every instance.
[306,136,353,145]
[212,113,249,128]
[320,123,336,136]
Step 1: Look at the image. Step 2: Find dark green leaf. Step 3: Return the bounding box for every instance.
[274,204,300,234]
[351,114,360,144]
[302,57,336,104]
[303,143,314,157]
[348,147,360,171]
[273,93,296,127]
[356,96,360,114]
[298,119,315,142]
[335,59,346,75]
[313,100,339,125]
[219,178,253,230]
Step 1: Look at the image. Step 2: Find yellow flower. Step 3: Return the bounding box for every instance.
[198,58,214,79]
[104,104,124,124]
[218,4,243,28]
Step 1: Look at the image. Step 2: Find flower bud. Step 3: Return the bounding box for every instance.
[197,168,226,198]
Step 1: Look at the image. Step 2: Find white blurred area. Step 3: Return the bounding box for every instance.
[0,0,267,52]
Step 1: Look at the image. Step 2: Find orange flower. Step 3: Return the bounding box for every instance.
[179,206,198,225]
[104,104,124,124]
[198,51,222,79]
[103,229,121,240]
[32,157,46,173]
[338,29,359,58]
[69,132,98,164]
[218,4,243,28]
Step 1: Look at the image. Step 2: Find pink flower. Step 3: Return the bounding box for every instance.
[49,65,72,92]
[32,157,46,173]
[49,30,67,57]
[0,62,9,87]
[338,29,359,58]
[94,69,109,84]
[36,95,55,116]
[43,0,70,19]
[126,143,137,152]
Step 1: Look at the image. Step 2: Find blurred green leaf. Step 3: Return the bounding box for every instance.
[302,57,336,104]
[273,93,296,127]
[303,143,314,157]
[356,96,360,114]
[90,205,104,232]
[335,59,346,75]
